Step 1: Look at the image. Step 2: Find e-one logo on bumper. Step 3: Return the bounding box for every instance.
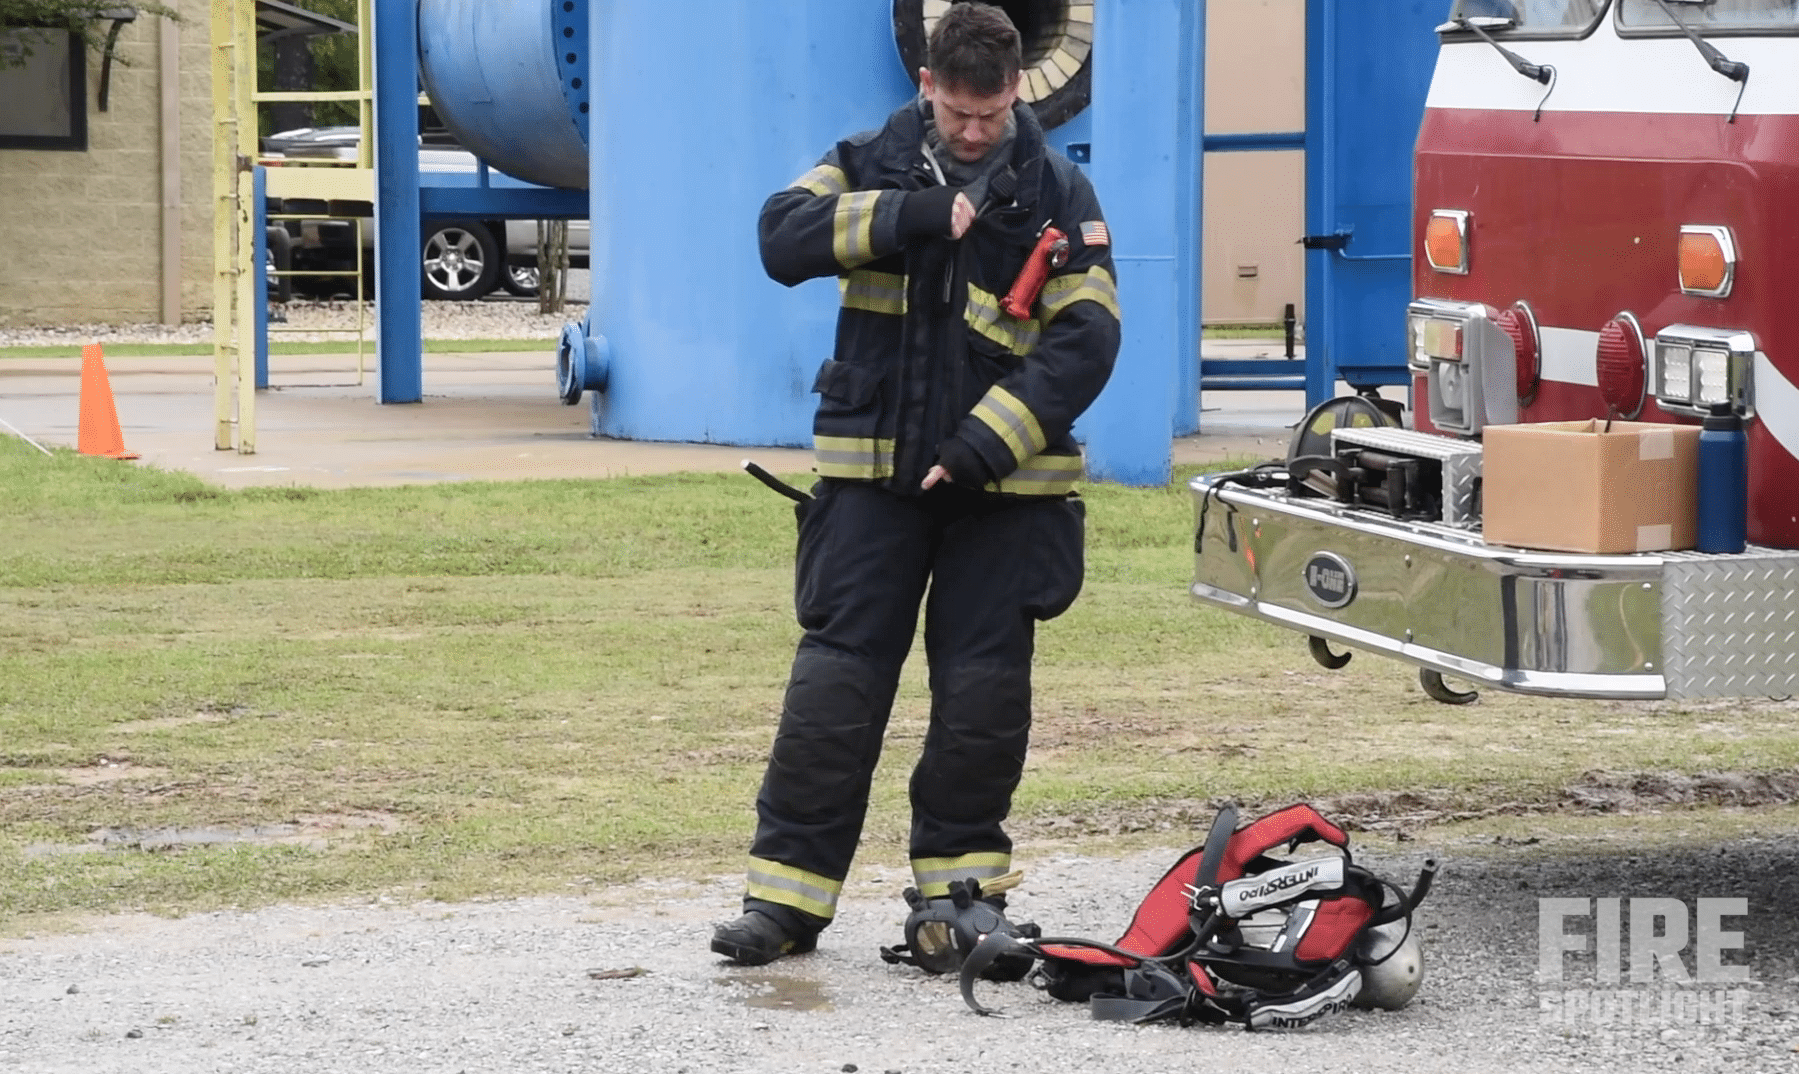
[1303,552,1356,609]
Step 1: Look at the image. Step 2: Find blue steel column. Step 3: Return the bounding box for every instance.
[373,0,423,404]
[1172,0,1205,437]
[1083,0,1203,485]
[254,165,269,390]
[585,1,913,445]
[1303,0,1335,408]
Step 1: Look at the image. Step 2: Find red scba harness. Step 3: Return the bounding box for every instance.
[960,804,1437,1028]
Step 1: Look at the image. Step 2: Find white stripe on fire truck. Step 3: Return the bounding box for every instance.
[1754,352,1799,467]
[1538,327,1599,389]
[1427,30,1799,118]
[1529,331,1799,465]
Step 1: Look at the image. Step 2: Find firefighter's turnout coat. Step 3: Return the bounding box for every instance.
[760,97,1120,497]
[739,98,1120,932]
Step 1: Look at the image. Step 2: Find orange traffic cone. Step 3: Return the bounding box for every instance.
[77,343,140,460]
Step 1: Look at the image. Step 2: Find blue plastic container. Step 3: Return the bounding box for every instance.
[1696,403,1748,554]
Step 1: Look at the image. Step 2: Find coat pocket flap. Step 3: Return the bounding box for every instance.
[811,360,885,407]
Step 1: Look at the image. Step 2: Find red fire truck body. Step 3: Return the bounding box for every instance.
[1412,2,1799,546]
[1189,1,1799,703]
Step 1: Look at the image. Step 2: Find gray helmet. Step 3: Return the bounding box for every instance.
[1353,919,1425,1010]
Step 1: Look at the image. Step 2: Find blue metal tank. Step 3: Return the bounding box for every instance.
[583,1,916,445]
[418,0,591,191]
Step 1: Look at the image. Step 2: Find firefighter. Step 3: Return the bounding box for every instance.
[712,2,1121,965]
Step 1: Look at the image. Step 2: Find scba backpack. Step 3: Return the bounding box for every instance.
[959,803,1437,1029]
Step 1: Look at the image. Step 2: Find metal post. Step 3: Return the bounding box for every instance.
[254,166,269,391]
[234,0,257,453]
[1304,0,1336,408]
[209,0,235,450]
[1173,0,1206,436]
[1082,0,1203,485]
[373,0,423,404]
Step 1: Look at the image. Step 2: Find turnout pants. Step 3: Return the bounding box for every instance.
[743,479,1085,930]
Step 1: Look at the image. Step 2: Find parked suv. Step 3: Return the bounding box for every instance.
[262,126,590,301]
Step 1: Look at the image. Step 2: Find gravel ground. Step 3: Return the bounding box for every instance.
[5,835,1799,1074]
[0,277,591,347]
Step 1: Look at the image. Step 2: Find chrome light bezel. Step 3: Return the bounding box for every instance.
[1424,209,1471,275]
[1406,298,1486,372]
[1677,225,1737,300]
[1652,324,1756,419]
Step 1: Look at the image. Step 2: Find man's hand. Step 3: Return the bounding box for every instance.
[922,465,952,490]
[949,192,975,240]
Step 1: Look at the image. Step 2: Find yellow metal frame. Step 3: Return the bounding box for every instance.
[213,0,375,453]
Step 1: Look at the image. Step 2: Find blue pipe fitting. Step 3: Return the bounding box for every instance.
[558,322,610,404]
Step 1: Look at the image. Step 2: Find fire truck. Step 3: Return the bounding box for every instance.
[1190,0,1799,704]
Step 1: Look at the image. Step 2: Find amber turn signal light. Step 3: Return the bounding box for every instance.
[1424,210,1469,275]
[1678,225,1735,298]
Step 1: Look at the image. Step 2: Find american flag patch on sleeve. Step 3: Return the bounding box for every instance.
[1079,220,1110,247]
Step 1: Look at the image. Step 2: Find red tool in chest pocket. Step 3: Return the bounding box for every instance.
[1001,223,1070,319]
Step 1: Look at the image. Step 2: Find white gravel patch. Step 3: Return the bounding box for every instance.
[0,271,592,347]
[4,840,1798,1074]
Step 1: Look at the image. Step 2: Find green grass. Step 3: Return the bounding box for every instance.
[1,439,1795,928]
[0,339,559,359]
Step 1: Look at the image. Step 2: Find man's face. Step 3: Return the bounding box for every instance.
[920,68,1021,164]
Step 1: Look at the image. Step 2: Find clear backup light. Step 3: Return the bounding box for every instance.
[1407,313,1462,371]
[1651,325,1757,418]
[1406,298,1517,435]
[1694,349,1732,406]
[1656,342,1693,404]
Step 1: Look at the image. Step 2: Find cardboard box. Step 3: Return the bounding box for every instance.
[1481,420,1699,554]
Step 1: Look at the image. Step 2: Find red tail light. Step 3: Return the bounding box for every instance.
[1596,313,1647,420]
[1495,303,1540,406]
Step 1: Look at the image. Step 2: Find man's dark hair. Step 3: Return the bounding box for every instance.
[927,3,1022,97]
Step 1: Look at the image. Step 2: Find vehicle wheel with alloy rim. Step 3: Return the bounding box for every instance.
[421,219,501,301]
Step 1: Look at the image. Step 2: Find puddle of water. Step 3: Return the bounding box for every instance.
[713,972,833,1012]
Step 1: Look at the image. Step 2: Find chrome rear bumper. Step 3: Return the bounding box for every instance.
[1190,476,1799,701]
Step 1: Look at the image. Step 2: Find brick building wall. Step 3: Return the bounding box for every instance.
[0,0,212,328]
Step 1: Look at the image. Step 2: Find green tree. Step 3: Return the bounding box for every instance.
[257,0,360,136]
[0,0,179,67]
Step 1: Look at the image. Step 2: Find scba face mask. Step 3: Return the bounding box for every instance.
[879,876,1040,980]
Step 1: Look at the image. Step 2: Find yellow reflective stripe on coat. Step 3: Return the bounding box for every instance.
[987,452,1084,496]
[911,852,1012,899]
[964,284,1041,357]
[746,857,843,920]
[832,190,883,268]
[1038,265,1121,324]
[838,270,907,316]
[971,385,1047,468]
[813,435,895,479]
[790,164,848,198]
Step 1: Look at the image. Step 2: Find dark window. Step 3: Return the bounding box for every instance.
[0,28,88,151]
[1617,0,1799,32]
[1443,0,1609,37]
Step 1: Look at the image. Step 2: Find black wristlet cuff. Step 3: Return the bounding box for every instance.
[898,186,960,241]
[933,437,994,488]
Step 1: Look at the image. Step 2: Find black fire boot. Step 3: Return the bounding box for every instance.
[710,910,819,966]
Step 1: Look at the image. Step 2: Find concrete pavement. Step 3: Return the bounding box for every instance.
[0,342,1341,489]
